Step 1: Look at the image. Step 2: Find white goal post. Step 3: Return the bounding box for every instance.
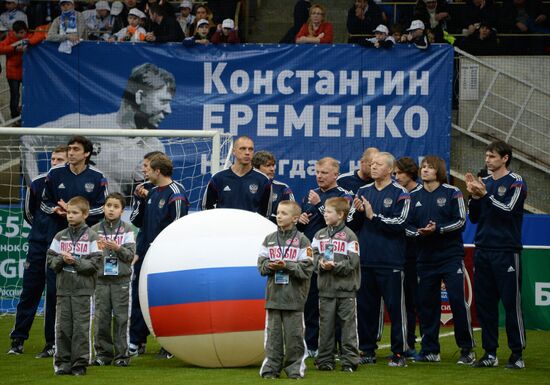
[0,127,233,314]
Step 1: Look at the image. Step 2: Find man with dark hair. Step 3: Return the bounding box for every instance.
[25,63,176,195]
[202,136,272,217]
[252,150,294,223]
[465,140,527,369]
[408,156,475,364]
[8,146,68,357]
[129,152,189,358]
[145,3,184,42]
[394,156,422,357]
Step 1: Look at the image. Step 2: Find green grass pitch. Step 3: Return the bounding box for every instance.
[1,315,549,384]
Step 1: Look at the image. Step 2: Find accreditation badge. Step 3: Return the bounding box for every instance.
[324,243,334,261]
[104,257,119,276]
[274,271,289,285]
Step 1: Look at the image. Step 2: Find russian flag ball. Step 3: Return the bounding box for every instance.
[139,209,276,367]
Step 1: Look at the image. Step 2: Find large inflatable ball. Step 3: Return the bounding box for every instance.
[139,209,276,367]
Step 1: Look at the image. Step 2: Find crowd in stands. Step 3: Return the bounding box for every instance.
[281,0,549,54]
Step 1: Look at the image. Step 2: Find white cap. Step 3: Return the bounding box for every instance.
[95,0,110,11]
[129,8,146,19]
[407,20,425,31]
[110,1,124,16]
[222,19,234,29]
[197,19,209,27]
[373,24,389,34]
[180,0,192,9]
[59,0,74,4]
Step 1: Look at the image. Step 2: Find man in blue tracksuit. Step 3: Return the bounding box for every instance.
[466,140,527,370]
[129,153,189,358]
[202,136,272,216]
[297,157,353,357]
[9,146,68,357]
[337,147,379,195]
[351,152,410,367]
[408,156,475,364]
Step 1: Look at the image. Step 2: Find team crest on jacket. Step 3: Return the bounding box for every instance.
[81,233,89,241]
[497,186,507,196]
[437,197,447,207]
[383,198,393,208]
[286,238,300,247]
[249,184,258,194]
[335,231,347,240]
[84,183,95,193]
[158,199,166,209]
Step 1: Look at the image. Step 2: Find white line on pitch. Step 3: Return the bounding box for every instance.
[378,328,481,350]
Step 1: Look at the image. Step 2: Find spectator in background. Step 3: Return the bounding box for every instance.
[413,0,450,43]
[182,17,209,45]
[82,0,115,41]
[110,8,146,42]
[459,22,499,55]
[0,0,27,30]
[500,0,549,33]
[145,0,176,17]
[26,1,59,29]
[391,22,404,42]
[0,20,47,119]
[460,0,498,37]
[211,18,240,44]
[360,24,395,48]
[188,4,215,38]
[280,0,311,43]
[176,0,195,37]
[401,19,430,49]
[111,0,142,34]
[347,0,383,44]
[46,0,87,45]
[295,4,333,44]
[145,3,184,42]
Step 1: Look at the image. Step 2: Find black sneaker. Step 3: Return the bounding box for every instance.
[54,369,72,376]
[388,354,407,367]
[128,343,146,357]
[359,354,376,364]
[317,363,334,371]
[156,347,174,359]
[7,339,24,355]
[341,365,357,372]
[505,354,525,369]
[72,366,87,376]
[261,372,278,379]
[35,344,55,358]
[114,359,129,367]
[473,353,498,368]
[457,350,476,365]
[92,357,111,366]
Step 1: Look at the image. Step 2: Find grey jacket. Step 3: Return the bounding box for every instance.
[46,12,88,42]
[313,223,361,298]
[258,226,313,311]
[91,219,136,283]
[47,223,101,296]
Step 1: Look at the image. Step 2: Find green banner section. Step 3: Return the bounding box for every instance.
[0,208,31,312]
[519,249,550,330]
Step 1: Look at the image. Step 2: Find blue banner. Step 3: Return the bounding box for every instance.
[23,42,453,201]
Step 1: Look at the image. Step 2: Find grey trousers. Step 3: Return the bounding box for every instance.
[316,296,361,367]
[94,281,131,363]
[54,295,92,372]
[260,309,307,378]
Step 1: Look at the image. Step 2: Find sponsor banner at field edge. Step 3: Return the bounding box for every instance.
[23,42,453,201]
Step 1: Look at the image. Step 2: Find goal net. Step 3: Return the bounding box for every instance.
[0,128,233,314]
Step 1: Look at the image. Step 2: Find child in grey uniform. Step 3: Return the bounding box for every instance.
[313,197,361,372]
[258,201,314,379]
[47,196,102,376]
[91,192,136,367]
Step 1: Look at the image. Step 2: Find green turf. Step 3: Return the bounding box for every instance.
[1,315,549,384]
